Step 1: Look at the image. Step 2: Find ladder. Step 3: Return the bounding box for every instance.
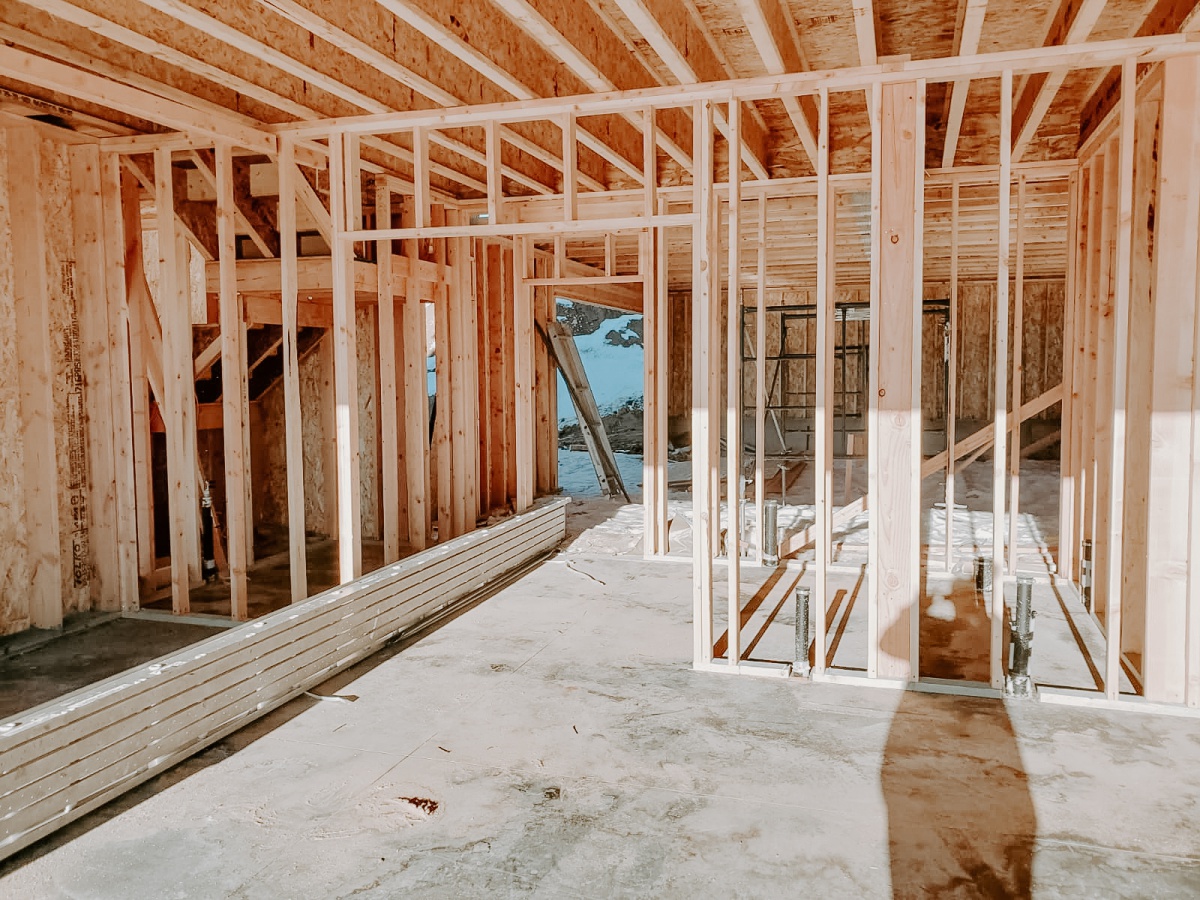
[538,320,631,502]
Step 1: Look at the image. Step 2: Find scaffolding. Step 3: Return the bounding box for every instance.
[740,296,951,461]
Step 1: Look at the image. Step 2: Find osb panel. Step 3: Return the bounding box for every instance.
[356,305,380,542]
[877,0,959,60]
[957,282,998,421]
[952,279,1065,423]
[300,334,332,535]
[247,312,385,544]
[39,136,91,618]
[253,371,289,531]
[0,129,31,635]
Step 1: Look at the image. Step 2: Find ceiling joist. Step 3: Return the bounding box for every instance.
[489,0,694,170]
[1011,0,1108,162]
[735,0,820,166]
[611,0,771,179]
[940,0,990,168]
[0,41,274,153]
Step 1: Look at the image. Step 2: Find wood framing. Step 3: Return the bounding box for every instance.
[1141,55,1200,704]
[277,140,308,602]
[8,125,63,629]
[330,133,363,582]
[867,80,925,682]
[215,144,250,619]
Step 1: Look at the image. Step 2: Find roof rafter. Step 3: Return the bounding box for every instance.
[940,0,989,167]
[611,0,771,179]
[1078,0,1200,145]
[851,0,878,67]
[1011,0,1109,162]
[16,0,499,194]
[488,0,693,170]
[0,40,273,153]
[365,0,641,184]
[250,0,577,192]
[734,0,819,166]
[147,0,561,194]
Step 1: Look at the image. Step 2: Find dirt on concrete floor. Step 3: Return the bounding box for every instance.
[0,617,223,721]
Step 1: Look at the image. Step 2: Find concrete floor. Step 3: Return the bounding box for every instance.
[2,531,1198,897]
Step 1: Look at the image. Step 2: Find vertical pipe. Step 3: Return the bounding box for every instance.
[795,585,811,676]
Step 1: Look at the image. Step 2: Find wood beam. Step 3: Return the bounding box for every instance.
[277,156,308,601]
[992,69,1013,689]
[71,145,123,613]
[1078,0,1200,146]
[851,0,879,67]
[513,236,536,512]
[726,99,742,666]
[189,150,277,258]
[244,0,563,193]
[691,98,716,666]
[330,132,363,581]
[489,0,693,168]
[214,143,250,619]
[1142,56,1200,704]
[154,145,196,613]
[867,80,925,681]
[280,34,1200,143]
[611,0,771,178]
[398,199,430,548]
[1011,0,1108,162]
[123,154,217,261]
[940,0,989,168]
[374,178,402,562]
[1102,58,1135,701]
[734,0,819,165]
[0,42,273,154]
[367,0,643,183]
[98,152,140,609]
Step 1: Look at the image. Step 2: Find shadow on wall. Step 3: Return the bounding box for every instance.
[880,613,1036,898]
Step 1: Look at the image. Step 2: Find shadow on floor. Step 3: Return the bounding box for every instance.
[919,572,992,683]
[882,610,1036,898]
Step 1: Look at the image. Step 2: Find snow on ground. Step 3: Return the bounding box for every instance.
[557,314,643,423]
[557,448,693,501]
[557,448,646,500]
